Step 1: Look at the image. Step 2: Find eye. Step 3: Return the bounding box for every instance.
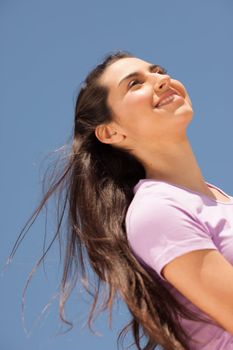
[127,66,168,90]
[128,79,144,89]
[152,65,168,75]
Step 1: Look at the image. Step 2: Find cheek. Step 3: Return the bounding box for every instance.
[124,88,152,109]
[172,79,192,107]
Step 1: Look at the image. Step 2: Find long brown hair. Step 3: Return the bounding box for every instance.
[9,51,214,350]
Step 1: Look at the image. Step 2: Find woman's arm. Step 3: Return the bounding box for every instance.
[162,248,233,334]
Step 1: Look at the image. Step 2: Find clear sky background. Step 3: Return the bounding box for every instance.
[1,1,233,349]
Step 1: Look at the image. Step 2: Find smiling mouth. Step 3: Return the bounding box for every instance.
[155,93,183,108]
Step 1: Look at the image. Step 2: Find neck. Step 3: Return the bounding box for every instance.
[137,138,211,195]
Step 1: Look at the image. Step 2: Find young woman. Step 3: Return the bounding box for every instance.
[10,51,233,350]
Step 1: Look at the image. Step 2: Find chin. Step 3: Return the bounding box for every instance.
[173,106,193,122]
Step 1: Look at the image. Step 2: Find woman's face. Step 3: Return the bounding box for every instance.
[99,57,193,150]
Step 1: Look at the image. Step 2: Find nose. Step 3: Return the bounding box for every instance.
[153,74,171,93]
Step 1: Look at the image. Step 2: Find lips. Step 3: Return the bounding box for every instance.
[155,89,180,108]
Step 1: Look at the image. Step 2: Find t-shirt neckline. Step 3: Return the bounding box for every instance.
[134,179,233,205]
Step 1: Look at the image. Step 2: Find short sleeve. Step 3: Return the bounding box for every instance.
[126,196,217,282]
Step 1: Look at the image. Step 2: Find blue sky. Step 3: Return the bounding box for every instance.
[1,0,233,349]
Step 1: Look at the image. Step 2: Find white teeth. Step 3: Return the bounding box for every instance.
[157,94,176,107]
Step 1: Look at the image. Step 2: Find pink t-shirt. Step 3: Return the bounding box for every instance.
[125,179,233,349]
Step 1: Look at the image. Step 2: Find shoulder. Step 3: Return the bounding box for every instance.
[125,180,217,281]
[126,179,199,238]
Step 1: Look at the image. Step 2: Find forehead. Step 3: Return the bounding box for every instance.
[100,57,151,87]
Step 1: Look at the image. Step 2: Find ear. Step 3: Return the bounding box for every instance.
[95,123,125,144]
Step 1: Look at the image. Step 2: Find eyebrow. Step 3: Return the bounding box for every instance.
[118,64,161,87]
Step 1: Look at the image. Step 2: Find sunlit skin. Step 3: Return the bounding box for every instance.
[95,57,226,201]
